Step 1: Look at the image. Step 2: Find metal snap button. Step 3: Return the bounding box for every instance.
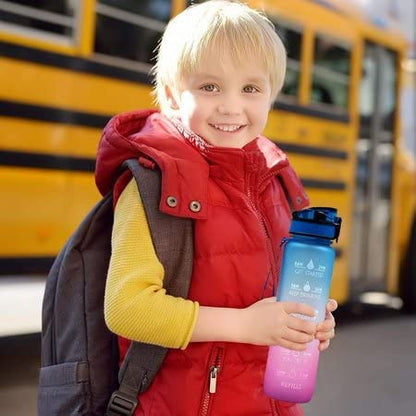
[189,200,201,212]
[166,196,177,208]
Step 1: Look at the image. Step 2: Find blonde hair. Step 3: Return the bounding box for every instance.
[152,0,286,113]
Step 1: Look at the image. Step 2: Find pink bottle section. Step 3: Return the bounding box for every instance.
[263,339,320,403]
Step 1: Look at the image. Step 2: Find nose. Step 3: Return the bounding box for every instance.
[217,92,242,115]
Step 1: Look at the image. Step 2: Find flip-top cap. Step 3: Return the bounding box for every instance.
[289,207,342,241]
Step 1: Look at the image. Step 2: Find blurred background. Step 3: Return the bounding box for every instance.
[0,0,415,415]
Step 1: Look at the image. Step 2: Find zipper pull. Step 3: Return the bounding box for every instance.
[209,366,219,393]
[279,237,289,248]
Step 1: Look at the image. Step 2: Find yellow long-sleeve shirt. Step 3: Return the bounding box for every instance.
[104,178,199,350]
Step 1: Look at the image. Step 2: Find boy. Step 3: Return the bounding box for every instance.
[95,1,337,415]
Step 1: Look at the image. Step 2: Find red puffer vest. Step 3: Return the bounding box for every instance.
[96,110,309,416]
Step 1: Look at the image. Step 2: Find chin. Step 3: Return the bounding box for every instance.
[206,136,248,149]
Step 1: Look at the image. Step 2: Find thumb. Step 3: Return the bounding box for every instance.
[281,302,316,317]
[326,298,338,312]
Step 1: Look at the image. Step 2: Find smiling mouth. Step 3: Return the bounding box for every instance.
[210,124,245,132]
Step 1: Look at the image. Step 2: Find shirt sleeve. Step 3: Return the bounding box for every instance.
[104,177,199,350]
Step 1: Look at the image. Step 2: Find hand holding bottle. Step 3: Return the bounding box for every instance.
[241,298,317,349]
[189,298,335,347]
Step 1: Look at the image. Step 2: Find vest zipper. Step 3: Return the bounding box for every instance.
[251,165,290,289]
[199,345,224,416]
[246,172,281,296]
[247,186,270,237]
[271,400,281,416]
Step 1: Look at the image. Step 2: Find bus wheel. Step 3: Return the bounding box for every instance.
[400,214,416,314]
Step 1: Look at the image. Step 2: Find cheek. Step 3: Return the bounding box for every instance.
[179,93,198,122]
[253,104,270,129]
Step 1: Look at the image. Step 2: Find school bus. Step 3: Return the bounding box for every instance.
[0,0,415,335]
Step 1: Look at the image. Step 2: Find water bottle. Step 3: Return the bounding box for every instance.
[264,207,342,403]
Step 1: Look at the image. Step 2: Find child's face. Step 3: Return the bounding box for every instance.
[169,49,272,148]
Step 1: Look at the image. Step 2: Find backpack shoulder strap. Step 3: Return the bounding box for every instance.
[124,158,194,296]
[106,158,194,416]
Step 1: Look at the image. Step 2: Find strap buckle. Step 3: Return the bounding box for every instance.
[106,391,137,416]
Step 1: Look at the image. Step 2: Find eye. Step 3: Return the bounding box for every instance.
[200,84,219,92]
[243,85,259,93]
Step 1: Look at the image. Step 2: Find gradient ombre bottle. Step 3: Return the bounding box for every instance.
[264,207,342,403]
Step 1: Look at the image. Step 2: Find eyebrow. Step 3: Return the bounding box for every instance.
[191,73,221,81]
[192,73,268,86]
[245,77,269,86]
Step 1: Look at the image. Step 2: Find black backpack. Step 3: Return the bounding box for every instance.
[38,159,194,416]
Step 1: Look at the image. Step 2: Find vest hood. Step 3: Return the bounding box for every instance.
[95,110,213,219]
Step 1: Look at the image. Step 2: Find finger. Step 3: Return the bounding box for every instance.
[317,314,336,332]
[324,309,334,321]
[282,302,316,317]
[316,327,335,341]
[320,311,335,324]
[326,299,338,312]
[282,327,315,344]
[318,339,330,352]
[279,339,309,351]
[287,315,317,335]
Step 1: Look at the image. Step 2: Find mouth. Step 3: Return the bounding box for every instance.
[210,124,246,133]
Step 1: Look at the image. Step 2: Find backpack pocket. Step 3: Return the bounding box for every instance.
[38,361,91,416]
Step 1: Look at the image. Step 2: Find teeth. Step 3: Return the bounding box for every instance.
[213,124,241,132]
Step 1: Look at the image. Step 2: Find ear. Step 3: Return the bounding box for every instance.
[164,85,179,110]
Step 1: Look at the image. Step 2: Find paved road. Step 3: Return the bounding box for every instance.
[0,304,415,416]
[303,305,416,416]
[0,333,40,415]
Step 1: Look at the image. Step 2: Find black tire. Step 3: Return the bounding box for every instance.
[400,213,416,313]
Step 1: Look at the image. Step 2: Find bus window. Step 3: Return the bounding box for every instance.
[275,23,302,100]
[311,35,351,111]
[378,49,396,134]
[0,0,78,42]
[94,0,171,69]
[359,46,397,140]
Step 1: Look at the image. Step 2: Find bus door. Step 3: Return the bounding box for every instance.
[351,42,397,292]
